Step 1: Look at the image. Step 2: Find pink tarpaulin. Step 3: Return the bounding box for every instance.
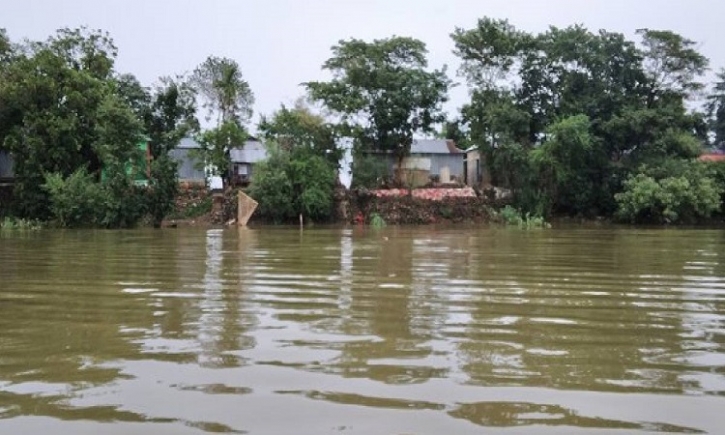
[371,188,477,201]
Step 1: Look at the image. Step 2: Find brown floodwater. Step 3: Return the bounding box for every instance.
[0,226,724,434]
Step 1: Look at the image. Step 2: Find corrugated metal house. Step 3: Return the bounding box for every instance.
[369,139,465,185]
[229,140,267,185]
[170,137,268,186]
[170,138,206,184]
[409,139,464,179]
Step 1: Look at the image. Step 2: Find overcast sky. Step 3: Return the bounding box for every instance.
[5,0,724,130]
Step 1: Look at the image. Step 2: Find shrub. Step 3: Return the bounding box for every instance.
[250,145,336,223]
[43,169,105,227]
[496,205,549,229]
[370,212,386,228]
[43,166,148,228]
[146,155,180,227]
[615,162,722,223]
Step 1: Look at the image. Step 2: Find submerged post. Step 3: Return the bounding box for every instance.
[237,191,258,226]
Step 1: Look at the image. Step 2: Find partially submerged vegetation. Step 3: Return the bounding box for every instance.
[495,206,550,229]
[0,217,42,231]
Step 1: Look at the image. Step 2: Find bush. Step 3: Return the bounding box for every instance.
[496,205,549,229]
[43,166,148,228]
[43,169,106,227]
[370,212,386,228]
[249,145,337,223]
[145,155,180,227]
[615,162,722,223]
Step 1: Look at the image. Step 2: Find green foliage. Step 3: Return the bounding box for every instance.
[452,18,713,222]
[0,27,147,220]
[351,153,390,189]
[306,36,450,168]
[615,162,721,223]
[0,217,42,231]
[637,28,708,100]
[191,56,253,188]
[43,166,149,228]
[249,145,337,223]
[259,100,341,167]
[370,213,386,228]
[43,169,105,227]
[707,69,725,148]
[191,56,254,124]
[196,120,248,185]
[146,155,179,227]
[531,115,608,216]
[496,205,549,229]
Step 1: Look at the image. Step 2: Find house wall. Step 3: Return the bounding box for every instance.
[428,154,464,179]
[376,154,464,179]
[231,162,254,185]
[170,149,206,182]
[0,151,14,181]
[464,150,491,187]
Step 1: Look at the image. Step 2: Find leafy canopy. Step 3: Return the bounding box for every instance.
[259,100,341,167]
[306,36,450,163]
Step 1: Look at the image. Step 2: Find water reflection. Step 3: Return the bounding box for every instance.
[0,227,724,434]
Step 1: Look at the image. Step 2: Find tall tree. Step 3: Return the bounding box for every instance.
[258,99,341,167]
[708,69,725,149]
[453,18,710,218]
[637,29,708,104]
[305,36,450,175]
[191,56,254,124]
[191,56,253,188]
[0,27,143,218]
[145,77,199,226]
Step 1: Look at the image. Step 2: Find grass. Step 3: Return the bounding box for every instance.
[370,212,387,228]
[497,205,550,229]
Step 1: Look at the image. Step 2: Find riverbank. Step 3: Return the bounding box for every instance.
[163,186,502,228]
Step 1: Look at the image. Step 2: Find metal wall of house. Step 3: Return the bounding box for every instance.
[169,149,206,182]
[0,151,14,179]
[429,154,464,178]
[380,154,464,178]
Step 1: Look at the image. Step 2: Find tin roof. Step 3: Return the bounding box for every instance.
[410,139,462,154]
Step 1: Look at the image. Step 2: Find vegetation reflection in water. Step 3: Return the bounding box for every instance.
[0,227,724,434]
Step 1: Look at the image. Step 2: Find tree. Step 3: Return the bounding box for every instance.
[708,69,725,149]
[258,99,341,167]
[305,36,450,177]
[114,73,200,226]
[144,77,199,226]
[452,18,710,219]
[452,18,529,90]
[196,121,247,186]
[191,56,254,188]
[637,29,708,104]
[0,27,144,219]
[531,115,607,216]
[191,56,254,124]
